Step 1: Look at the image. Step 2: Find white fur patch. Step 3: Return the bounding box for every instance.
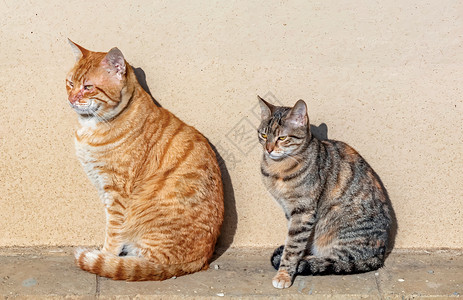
[75,248,101,265]
[85,250,100,262]
[123,244,142,257]
[77,116,99,130]
[74,247,88,260]
[74,138,114,207]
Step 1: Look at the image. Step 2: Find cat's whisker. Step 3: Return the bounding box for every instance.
[285,154,301,165]
[92,111,112,130]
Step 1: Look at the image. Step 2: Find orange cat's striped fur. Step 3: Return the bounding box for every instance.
[66,40,224,281]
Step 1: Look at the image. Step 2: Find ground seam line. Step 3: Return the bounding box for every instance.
[374,272,384,300]
[95,274,101,296]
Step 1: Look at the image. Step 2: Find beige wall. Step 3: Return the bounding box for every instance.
[0,1,461,249]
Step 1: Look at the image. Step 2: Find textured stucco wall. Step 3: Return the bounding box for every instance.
[0,1,461,249]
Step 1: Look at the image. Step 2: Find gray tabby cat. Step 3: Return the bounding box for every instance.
[257,96,392,289]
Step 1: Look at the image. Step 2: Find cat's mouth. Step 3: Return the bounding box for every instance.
[267,152,286,160]
[69,100,100,116]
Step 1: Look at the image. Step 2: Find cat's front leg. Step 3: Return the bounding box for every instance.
[273,207,316,289]
[101,193,126,255]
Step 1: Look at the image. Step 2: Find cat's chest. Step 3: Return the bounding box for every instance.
[262,172,293,199]
[262,160,301,198]
[75,141,114,197]
[262,175,301,217]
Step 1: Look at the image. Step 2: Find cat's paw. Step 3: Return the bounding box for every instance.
[272,269,293,289]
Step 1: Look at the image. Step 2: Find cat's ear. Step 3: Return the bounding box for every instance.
[102,48,126,80]
[286,100,308,127]
[67,39,89,61]
[258,95,275,120]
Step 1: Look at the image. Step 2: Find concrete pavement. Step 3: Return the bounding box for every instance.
[0,247,461,299]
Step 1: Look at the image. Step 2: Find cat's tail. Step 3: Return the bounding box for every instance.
[74,248,208,281]
[271,245,386,275]
[296,255,385,275]
[271,245,285,270]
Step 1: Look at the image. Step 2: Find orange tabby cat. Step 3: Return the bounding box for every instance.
[66,40,224,281]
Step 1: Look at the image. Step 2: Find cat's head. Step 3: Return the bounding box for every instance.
[257,96,310,160]
[66,40,132,121]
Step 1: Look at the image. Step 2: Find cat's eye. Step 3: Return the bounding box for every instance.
[260,133,267,139]
[84,85,94,90]
[67,81,74,87]
[278,136,287,141]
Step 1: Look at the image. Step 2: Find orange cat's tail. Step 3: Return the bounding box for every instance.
[74,248,208,281]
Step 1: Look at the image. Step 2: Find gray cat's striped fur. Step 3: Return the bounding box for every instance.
[257,96,392,289]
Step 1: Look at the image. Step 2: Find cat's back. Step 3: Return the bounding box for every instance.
[136,105,222,188]
[316,138,390,218]
[128,103,223,208]
[321,138,382,187]
[146,106,219,170]
[261,136,389,209]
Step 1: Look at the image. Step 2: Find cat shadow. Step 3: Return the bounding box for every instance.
[133,67,163,107]
[209,144,238,261]
[310,123,329,141]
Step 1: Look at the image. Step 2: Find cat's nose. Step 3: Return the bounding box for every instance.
[68,91,83,105]
[266,143,274,153]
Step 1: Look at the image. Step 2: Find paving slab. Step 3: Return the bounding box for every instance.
[98,250,300,299]
[0,247,461,299]
[0,248,95,299]
[97,249,382,299]
[294,272,380,298]
[378,251,463,299]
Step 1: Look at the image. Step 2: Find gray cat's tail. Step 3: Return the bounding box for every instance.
[271,245,285,270]
[271,245,386,275]
[296,255,385,275]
